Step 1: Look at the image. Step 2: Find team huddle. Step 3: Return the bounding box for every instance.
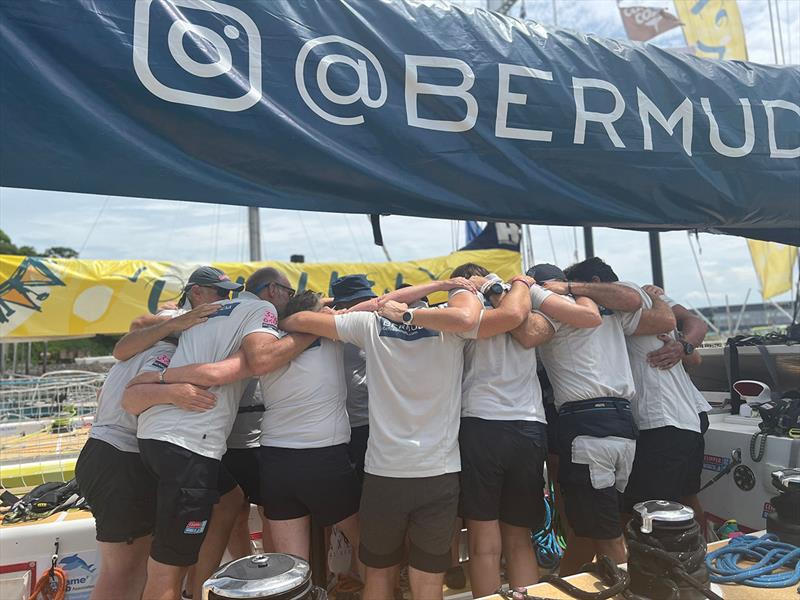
[75,257,711,600]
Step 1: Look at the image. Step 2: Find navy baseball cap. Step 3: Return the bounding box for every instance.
[527,263,566,282]
[185,266,243,292]
[331,274,377,305]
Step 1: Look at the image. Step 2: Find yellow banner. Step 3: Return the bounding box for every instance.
[0,250,520,339]
[747,240,797,300]
[674,0,748,61]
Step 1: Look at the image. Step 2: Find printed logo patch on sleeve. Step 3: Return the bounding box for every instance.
[184,520,208,535]
[152,353,172,369]
[262,309,278,329]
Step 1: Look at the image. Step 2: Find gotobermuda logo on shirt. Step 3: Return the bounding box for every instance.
[261,308,278,330]
[152,353,172,370]
[377,316,439,341]
[207,301,240,318]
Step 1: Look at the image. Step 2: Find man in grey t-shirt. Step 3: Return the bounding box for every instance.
[330,274,377,481]
[281,280,482,600]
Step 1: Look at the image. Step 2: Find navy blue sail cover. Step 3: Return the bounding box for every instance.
[1,0,798,243]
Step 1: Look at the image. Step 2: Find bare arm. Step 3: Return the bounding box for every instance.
[477,280,531,339]
[348,278,477,312]
[633,292,677,335]
[508,312,555,349]
[379,291,483,333]
[121,383,216,415]
[280,311,340,340]
[126,350,252,388]
[539,294,602,329]
[544,281,642,312]
[113,304,220,361]
[673,304,709,347]
[241,331,320,376]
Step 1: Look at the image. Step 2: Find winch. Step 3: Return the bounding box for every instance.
[202,553,327,600]
[625,500,720,600]
[767,468,800,546]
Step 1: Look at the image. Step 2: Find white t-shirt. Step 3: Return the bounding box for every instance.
[536,285,640,409]
[90,341,176,453]
[226,379,263,450]
[259,338,349,449]
[662,293,712,414]
[137,291,281,460]
[334,310,476,478]
[461,299,546,423]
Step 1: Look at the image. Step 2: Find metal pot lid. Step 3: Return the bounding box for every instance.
[203,553,311,599]
[633,500,695,534]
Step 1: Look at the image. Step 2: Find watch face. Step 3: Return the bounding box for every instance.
[683,341,695,355]
[402,311,412,323]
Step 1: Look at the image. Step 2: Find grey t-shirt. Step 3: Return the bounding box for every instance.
[225,379,263,450]
[259,338,349,448]
[334,311,476,478]
[343,343,369,428]
[137,291,281,460]
[90,341,176,453]
[537,288,640,409]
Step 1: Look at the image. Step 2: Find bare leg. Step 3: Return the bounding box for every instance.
[141,559,186,600]
[500,522,538,590]
[363,565,400,600]
[465,519,502,598]
[183,567,195,598]
[191,486,245,599]
[557,531,596,577]
[226,501,253,559]
[408,567,445,600]
[91,537,151,600]
[595,536,627,566]
[258,506,275,552]
[269,515,311,559]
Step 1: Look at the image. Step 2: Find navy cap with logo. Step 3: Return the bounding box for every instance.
[185,266,243,292]
[527,263,566,282]
[331,274,377,306]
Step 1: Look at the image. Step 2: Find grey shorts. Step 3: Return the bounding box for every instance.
[358,472,459,573]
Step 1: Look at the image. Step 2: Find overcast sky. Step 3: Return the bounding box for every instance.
[2,0,798,310]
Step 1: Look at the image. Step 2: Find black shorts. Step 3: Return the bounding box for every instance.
[258,444,360,527]
[222,447,261,505]
[138,438,223,567]
[685,412,709,496]
[544,402,559,456]
[347,425,369,482]
[556,399,637,539]
[459,418,547,529]
[624,426,704,512]
[75,437,156,543]
[359,472,459,573]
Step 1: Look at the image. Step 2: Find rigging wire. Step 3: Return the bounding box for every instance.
[79,195,110,255]
[212,204,221,262]
[687,232,714,310]
[774,0,787,65]
[546,226,559,266]
[343,214,366,262]
[297,211,320,262]
[572,227,579,263]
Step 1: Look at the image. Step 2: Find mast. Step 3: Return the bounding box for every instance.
[248,207,262,261]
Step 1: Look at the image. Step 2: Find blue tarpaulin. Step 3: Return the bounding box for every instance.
[1,0,798,243]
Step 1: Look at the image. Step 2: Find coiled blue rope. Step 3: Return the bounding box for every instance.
[705,533,800,588]
[532,482,564,570]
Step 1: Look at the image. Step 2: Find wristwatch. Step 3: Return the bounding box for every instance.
[680,340,695,355]
[402,308,417,324]
[158,369,167,384]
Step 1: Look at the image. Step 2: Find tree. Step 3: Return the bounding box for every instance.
[43,246,79,259]
[0,229,78,258]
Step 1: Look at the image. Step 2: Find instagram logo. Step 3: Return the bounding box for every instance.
[132,0,262,112]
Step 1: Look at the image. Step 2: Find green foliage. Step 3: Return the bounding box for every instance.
[0,228,77,258]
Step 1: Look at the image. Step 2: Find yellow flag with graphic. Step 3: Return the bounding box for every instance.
[747,240,797,300]
[674,0,748,61]
[0,249,520,339]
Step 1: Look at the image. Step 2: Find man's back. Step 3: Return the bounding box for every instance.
[335,311,472,478]
[137,292,280,459]
[538,296,639,407]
